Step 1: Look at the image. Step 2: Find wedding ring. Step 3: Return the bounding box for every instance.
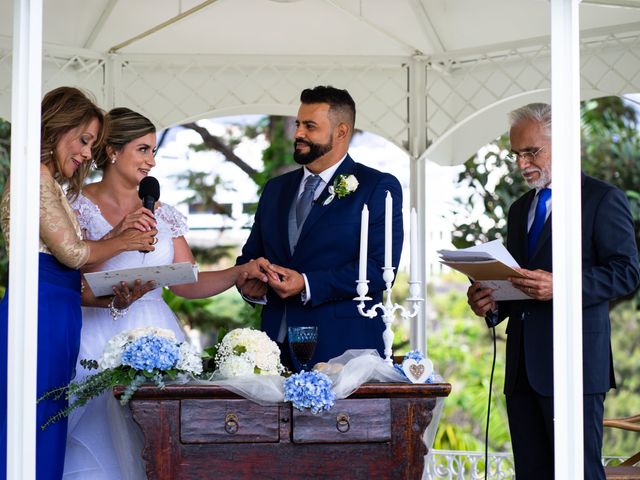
[151,237,158,245]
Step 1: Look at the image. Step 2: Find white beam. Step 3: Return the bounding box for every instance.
[83,0,118,49]
[408,0,445,54]
[8,0,42,478]
[551,1,584,479]
[408,56,428,353]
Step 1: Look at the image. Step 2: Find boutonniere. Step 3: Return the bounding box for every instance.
[323,174,359,206]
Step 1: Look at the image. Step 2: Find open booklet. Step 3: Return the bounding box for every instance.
[84,262,199,297]
[438,240,531,301]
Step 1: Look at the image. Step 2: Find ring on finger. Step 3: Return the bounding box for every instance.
[151,237,158,245]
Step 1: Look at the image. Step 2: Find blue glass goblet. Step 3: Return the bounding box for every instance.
[288,326,318,372]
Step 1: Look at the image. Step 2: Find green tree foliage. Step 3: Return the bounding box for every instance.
[0,118,10,286]
[169,116,297,336]
[429,276,511,453]
[447,96,640,457]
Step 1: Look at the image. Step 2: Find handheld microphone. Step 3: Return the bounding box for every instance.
[138,176,160,253]
[138,176,160,214]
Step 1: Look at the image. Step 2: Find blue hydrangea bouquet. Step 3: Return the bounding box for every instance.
[38,326,202,429]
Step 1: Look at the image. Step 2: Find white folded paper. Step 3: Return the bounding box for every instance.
[438,240,531,301]
[84,262,199,297]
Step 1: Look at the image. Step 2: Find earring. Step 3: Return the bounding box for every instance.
[50,150,53,156]
[111,156,116,164]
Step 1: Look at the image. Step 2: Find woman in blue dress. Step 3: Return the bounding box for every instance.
[0,87,157,480]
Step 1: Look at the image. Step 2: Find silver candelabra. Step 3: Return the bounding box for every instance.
[354,267,423,365]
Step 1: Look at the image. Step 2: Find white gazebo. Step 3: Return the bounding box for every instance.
[2,0,640,478]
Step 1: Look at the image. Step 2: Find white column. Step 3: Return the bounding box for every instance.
[551,1,584,479]
[408,55,428,353]
[8,0,42,479]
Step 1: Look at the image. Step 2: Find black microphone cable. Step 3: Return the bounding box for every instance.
[484,325,497,480]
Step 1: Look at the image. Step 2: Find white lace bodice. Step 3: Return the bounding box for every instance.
[72,192,188,241]
[70,192,189,301]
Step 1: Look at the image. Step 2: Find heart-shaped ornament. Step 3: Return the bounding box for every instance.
[402,358,433,384]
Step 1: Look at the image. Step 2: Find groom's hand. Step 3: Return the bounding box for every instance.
[266,265,304,299]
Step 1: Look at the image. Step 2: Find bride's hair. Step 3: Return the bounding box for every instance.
[93,107,156,171]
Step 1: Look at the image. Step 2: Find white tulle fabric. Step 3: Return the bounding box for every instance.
[191,349,444,452]
[63,193,188,480]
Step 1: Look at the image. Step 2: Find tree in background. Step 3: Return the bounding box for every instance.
[165,116,298,338]
[0,119,10,288]
[445,96,640,457]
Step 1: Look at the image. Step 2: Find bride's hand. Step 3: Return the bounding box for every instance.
[111,279,157,309]
[105,207,156,239]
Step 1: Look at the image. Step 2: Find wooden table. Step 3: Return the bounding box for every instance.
[115,382,451,480]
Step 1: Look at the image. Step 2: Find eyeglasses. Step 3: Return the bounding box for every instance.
[506,146,545,163]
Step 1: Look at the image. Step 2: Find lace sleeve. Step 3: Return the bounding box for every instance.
[156,203,189,238]
[39,173,90,269]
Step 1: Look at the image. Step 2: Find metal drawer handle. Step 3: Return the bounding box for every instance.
[224,413,239,434]
[336,413,350,433]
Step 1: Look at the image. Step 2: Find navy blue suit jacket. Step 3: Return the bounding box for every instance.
[237,155,404,362]
[496,174,639,396]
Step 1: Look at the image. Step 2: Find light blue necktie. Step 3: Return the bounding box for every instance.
[296,175,322,227]
[528,188,551,257]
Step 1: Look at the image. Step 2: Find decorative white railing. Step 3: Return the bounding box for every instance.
[424,450,628,479]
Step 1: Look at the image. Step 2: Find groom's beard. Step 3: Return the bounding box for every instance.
[293,136,333,165]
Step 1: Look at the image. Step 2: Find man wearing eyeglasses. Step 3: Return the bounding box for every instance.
[466,102,639,480]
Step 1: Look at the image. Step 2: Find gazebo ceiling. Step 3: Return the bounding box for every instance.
[1,0,640,165]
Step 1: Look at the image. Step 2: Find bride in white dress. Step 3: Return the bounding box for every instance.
[63,108,270,480]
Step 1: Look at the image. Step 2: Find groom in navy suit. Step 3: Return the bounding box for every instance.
[467,103,639,480]
[236,86,403,365]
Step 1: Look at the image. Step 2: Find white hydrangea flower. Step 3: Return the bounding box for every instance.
[126,326,176,341]
[214,328,284,378]
[176,342,203,375]
[98,331,129,370]
[218,355,255,378]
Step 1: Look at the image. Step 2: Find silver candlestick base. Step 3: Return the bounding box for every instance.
[354,267,423,365]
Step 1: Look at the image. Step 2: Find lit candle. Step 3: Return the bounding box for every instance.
[384,191,392,268]
[359,204,369,282]
[410,208,418,283]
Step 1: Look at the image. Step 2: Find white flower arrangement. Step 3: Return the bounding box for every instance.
[213,328,285,378]
[38,326,203,429]
[323,174,358,206]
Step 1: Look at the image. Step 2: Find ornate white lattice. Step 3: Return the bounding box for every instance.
[424,450,628,479]
[424,27,640,146]
[115,57,410,150]
[1,25,640,154]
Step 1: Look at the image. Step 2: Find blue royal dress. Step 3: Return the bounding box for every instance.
[0,171,89,480]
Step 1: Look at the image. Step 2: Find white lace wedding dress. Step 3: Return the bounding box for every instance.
[63,192,189,480]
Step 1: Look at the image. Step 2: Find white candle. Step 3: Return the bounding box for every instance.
[384,191,392,268]
[410,208,418,283]
[359,204,369,282]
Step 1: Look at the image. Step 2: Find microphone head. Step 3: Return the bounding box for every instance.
[138,176,160,202]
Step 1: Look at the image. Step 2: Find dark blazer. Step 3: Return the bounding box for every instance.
[237,155,404,362]
[496,174,639,396]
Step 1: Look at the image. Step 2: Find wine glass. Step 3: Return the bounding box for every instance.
[288,326,318,372]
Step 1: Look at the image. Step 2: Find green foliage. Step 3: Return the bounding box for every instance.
[254,115,296,192]
[448,96,640,457]
[429,283,511,452]
[0,118,10,285]
[162,287,262,347]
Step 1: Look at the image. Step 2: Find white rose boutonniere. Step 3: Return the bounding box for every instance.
[323,174,359,206]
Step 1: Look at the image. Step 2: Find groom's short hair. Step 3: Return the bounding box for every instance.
[300,85,356,132]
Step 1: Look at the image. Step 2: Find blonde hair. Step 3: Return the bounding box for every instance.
[94,107,156,170]
[41,87,104,199]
